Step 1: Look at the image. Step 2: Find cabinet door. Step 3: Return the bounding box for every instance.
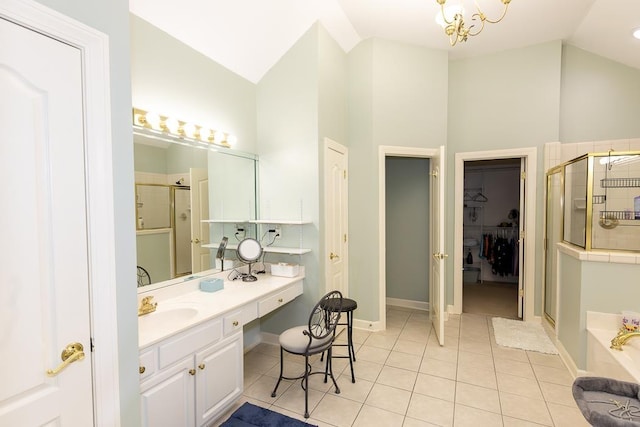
[195,332,243,426]
[140,357,195,427]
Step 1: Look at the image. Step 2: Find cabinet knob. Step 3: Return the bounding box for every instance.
[192,238,201,244]
[329,252,340,260]
[198,363,205,370]
[139,366,146,374]
[189,369,196,376]
[232,320,239,327]
[278,298,283,303]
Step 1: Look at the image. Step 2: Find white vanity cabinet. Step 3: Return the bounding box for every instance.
[138,274,304,426]
[139,323,242,427]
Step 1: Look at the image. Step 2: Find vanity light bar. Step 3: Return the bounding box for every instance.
[132,108,237,148]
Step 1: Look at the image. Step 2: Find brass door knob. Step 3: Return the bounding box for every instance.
[139,366,146,374]
[193,238,201,244]
[329,252,339,260]
[47,342,85,376]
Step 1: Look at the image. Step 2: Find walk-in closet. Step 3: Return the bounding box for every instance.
[462,158,522,319]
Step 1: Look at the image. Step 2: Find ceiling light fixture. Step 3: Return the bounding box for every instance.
[435,0,511,46]
[132,108,236,148]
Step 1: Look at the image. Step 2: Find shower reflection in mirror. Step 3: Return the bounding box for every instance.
[134,128,257,289]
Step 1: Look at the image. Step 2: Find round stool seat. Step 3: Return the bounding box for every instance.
[322,297,357,313]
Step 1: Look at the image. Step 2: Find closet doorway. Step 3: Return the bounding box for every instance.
[453,148,537,321]
[462,159,522,319]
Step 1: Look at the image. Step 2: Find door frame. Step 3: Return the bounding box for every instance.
[453,148,537,321]
[1,0,121,423]
[378,146,439,331]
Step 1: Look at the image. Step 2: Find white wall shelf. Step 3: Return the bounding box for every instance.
[250,219,312,225]
[263,247,311,255]
[201,219,250,223]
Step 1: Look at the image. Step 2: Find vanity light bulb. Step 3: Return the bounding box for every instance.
[145,112,161,130]
[214,130,225,143]
[165,117,180,134]
[227,135,237,147]
[200,127,212,142]
[183,123,197,138]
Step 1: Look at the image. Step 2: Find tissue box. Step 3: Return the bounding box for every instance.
[199,277,224,293]
[271,263,299,278]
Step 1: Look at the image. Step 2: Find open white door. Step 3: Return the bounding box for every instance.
[190,168,210,273]
[430,146,446,346]
[517,158,526,318]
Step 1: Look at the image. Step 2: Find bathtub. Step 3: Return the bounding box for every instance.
[586,311,640,383]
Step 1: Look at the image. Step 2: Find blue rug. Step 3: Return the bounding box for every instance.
[220,402,317,427]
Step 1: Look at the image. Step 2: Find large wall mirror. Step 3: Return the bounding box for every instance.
[134,126,258,291]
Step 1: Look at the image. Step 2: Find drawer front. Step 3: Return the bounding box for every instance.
[223,304,258,336]
[258,281,303,317]
[139,348,157,381]
[158,319,222,369]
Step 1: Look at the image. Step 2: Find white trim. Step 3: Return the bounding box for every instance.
[386,298,429,312]
[0,1,120,424]
[453,148,537,322]
[378,146,438,332]
[353,318,384,332]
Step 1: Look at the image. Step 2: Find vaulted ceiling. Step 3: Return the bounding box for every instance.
[129,0,640,84]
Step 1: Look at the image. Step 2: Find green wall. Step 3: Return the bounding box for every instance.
[558,250,640,368]
[256,23,348,333]
[130,15,257,154]
[385,157,431,303]
[348,38,449,320]
[560,45,640,143]
[447,41,563,313]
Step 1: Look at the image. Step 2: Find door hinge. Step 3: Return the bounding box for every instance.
[343,170,347,179]
[344,234,347,243]
[431,170,438,178]
[90,337,95,352]
[521,171,526,180]
[519,289,524,298]
[520,230,525,240]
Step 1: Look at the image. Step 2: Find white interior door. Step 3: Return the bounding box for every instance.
[430,146,446,346]
[517,158,526,318]
[191,168,210,272]
[0,17,94,425]
[324,138,348,296]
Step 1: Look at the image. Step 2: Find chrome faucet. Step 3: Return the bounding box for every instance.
[138,296,157,316]
[610,328,640,350]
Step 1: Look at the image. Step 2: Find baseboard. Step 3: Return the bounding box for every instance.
[258,332,279,347]
[539,320,583,379]
[386,297,429,311]
[353,318,383,332]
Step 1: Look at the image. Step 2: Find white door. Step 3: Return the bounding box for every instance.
[324,139,348,296]
[191,168,210,272]
[0,17,94,425]
[517,158,526,318]
[430,146,446,346]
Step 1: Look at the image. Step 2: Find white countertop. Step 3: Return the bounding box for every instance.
[138,270,305,349]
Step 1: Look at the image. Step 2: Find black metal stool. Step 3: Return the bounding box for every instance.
[321,297,357,383]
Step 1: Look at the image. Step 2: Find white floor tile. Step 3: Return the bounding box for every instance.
[234,309,581,427]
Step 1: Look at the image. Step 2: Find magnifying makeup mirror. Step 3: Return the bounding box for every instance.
[236,238,263,282]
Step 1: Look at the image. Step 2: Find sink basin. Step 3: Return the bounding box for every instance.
[139,306,199,329]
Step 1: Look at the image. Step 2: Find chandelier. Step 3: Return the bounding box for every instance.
[436,0,511,46]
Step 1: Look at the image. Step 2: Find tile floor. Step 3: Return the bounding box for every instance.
[214,307,590,426]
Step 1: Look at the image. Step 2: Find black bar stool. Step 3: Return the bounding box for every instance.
[321,297,357,383]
